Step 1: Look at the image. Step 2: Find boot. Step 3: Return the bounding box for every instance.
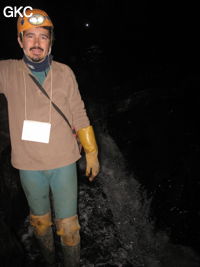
[62,242,80,267]
[35,227,56,267]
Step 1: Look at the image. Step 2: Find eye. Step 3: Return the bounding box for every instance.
[40,34,49,40]
[26,34,34,38]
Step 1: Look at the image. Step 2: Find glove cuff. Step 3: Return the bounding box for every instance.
[77,125,98,153]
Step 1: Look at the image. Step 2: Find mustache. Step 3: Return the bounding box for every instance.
[30,46,44,52]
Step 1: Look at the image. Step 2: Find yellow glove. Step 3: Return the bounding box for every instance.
[77,125,100,181]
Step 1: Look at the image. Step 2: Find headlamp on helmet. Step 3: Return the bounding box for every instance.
[29,14,45,25]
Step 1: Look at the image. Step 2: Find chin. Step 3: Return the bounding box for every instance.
[29,55,46,63]
[32,58,44,63]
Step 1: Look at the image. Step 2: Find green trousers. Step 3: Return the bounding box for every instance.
[19,163,77,218]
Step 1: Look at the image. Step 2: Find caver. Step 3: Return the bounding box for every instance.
[0,8,100,267]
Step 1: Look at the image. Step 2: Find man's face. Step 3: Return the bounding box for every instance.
[18,27,51,62]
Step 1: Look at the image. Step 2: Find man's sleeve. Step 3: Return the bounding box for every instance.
[67,67,90,131]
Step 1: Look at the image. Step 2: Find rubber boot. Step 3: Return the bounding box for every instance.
[35,227,56,267]
[62,242,80,267]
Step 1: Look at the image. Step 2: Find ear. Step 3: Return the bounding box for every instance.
[17,36,23,49]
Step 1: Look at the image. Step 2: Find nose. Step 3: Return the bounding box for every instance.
[34,36,40,46]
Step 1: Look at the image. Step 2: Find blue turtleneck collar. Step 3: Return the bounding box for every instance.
[23,54,53,72]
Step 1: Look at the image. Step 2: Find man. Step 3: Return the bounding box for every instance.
[0,8,100,267]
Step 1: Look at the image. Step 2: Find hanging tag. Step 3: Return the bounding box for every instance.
[21,120,51,143]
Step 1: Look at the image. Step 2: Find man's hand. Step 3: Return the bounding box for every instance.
[86,151,100,182]
[77,125,100,182]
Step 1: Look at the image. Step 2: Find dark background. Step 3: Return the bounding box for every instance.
[0,0,200,264]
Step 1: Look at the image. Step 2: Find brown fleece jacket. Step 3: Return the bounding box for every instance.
[0,59,90,170]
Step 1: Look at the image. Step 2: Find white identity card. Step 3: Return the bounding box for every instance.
[21,120,51,143]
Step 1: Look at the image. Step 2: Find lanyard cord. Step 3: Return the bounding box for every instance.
[23,69,53,123]
[23,71,27,120]
[49,68,52,122]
